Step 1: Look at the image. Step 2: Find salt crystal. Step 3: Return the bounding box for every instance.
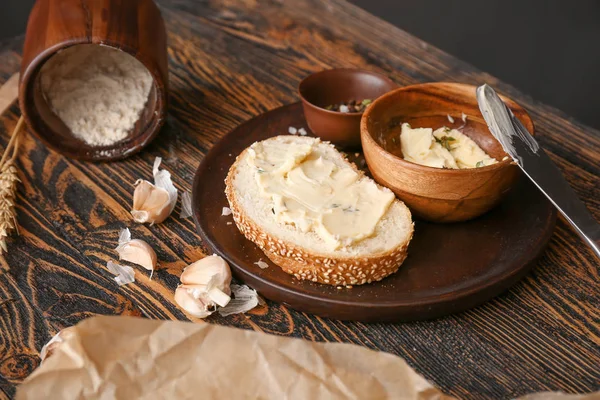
[288,126,297,134]
[339,105,350,113]
[298,128,307,136]
[222,207,232,216]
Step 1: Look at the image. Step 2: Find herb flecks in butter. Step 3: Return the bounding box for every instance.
[400,123,497,169]
[434,135,456,151]
[247,138,395,250]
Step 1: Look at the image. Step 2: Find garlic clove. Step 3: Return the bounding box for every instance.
[180,283,231,308]
[174,286,214,318]
[180,255,232,295]
[174,255,233,318]
[131,157,178,224]
[114,228,158,279]
[207,286,231,307]
[116,239,157,272]
[131,180,172,224]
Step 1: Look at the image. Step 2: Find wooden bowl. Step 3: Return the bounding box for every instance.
[298,69,398,148]
[19,0,168,161]
[361,82,534,223]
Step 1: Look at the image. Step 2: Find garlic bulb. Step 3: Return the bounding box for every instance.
[131,157,178,224]
[115,228,158,278]
[174,255,232,318]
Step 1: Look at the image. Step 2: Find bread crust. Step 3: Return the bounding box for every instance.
[225,144,414,287]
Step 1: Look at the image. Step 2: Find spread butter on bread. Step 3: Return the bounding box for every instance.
[225,135,413,286]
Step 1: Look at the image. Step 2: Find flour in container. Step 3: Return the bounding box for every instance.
[40,44,153,146]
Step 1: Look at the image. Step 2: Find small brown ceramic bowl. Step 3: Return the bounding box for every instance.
[299,69,398,148]
[19,0,168,161]
[361,82,534,223]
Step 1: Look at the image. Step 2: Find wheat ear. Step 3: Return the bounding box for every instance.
[0,116,25,254]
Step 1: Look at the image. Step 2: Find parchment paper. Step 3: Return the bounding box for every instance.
[0,73,19,116]
[16,316,599,400]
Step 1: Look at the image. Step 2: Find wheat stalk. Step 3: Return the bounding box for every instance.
[0,116,25,254]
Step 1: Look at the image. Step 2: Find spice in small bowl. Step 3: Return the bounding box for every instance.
[298,68,398,148]
[325,99,372,113]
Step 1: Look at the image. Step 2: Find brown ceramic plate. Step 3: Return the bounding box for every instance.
[192,103,557,322]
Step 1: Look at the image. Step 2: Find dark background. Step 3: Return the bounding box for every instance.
[2,0,600,130]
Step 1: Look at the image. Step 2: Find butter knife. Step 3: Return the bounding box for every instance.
[477,84,600,259]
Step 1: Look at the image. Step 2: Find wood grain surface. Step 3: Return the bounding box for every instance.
[0,0,598,399]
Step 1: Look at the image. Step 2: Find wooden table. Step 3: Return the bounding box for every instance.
[0,1,598,398]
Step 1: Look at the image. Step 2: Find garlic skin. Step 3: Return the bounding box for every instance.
[40,326,77,362]
[131,157,178,224]
[180,191,193,219]
[107,260,136,286]
[218,284,263,317]
[254,260,269,269]
[221,207,232,216]
[175,255,232,318]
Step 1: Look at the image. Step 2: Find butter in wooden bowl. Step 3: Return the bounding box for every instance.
[361,82,534,222]
[400,123,499,169]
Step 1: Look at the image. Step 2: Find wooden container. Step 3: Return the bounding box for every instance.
[298,69,397,148]
[19,0,168,161]
[361,82,534,223]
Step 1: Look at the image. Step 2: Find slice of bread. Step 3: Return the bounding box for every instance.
[225,135,414,286]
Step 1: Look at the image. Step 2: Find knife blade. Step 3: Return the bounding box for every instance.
[477,84,600,259]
